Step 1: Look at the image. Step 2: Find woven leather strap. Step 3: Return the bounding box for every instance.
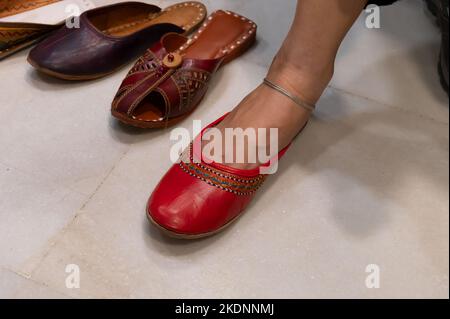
[113,45,219,120]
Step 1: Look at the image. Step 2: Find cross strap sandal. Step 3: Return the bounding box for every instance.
[111,10,257,128]
[27,1,207,80]
[0,0,61,18]
[147,80,315,239]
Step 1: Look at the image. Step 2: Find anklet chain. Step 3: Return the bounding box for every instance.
[263,78,315,112]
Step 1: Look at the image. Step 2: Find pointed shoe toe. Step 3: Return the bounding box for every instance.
[147,162,256,239]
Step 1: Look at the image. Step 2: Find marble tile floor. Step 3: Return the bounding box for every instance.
[0,0,448,298]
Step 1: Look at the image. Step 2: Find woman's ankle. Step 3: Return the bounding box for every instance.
[267,52,335,106]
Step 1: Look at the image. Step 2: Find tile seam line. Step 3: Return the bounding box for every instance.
[23,148,131,279]
[328,84,449,126]
[0,265,74,299]
[78,148,130,211]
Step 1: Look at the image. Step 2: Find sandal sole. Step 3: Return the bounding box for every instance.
[146,207,244,240]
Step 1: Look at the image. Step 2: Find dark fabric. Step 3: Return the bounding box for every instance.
[367,0,399,5]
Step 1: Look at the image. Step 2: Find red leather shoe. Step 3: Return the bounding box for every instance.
[147,79,315,239]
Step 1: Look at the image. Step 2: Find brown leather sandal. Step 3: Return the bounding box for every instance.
[111,10,257,128]
[0,0,60,18]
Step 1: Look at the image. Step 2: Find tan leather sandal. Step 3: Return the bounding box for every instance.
[0,21,61,60]
[0,0,61,18]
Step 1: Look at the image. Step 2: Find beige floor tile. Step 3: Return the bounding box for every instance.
[0,50,131,195]
[0,163,87,270]
[0,268,69,299]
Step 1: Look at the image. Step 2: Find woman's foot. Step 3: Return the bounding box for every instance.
[205,54,334,170]
[199,0,370,171]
